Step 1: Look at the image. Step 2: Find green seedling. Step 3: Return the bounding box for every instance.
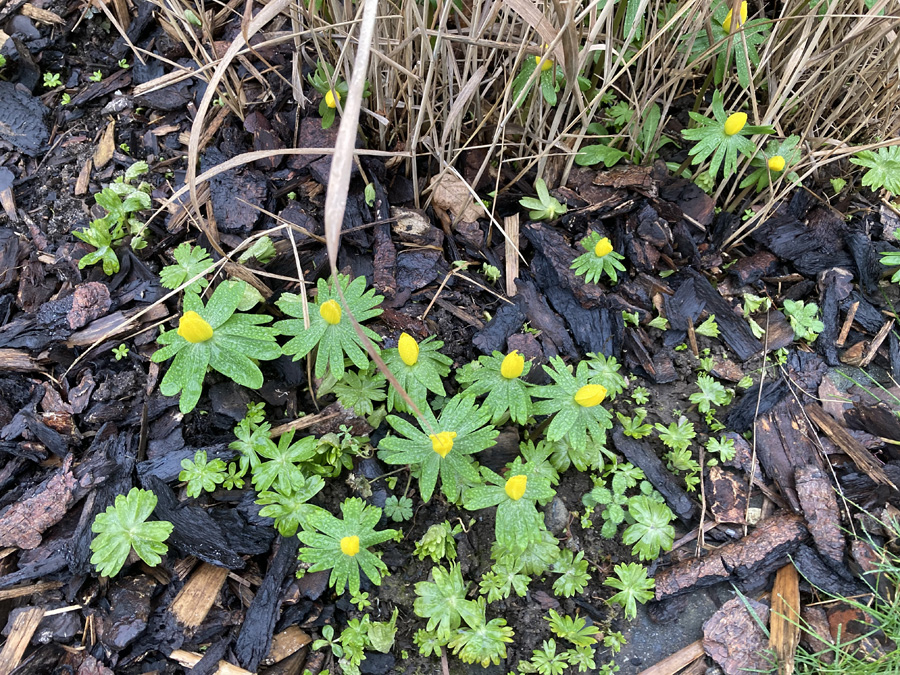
[43,72,62,87]
[151,280,281,413]
[705,435,736,465]
[237,236,276,265]
[447,598,514,667]
[520,178,567,221]
[530,639,569,675]
[632,386,650,404]
[318,364,386,419]
[256,474,326,537]
[61,93,71,105]
[378,394,498,503]
[463,457,556,555]
[850,145,900,195]
[90,487,174,577]
[648,314,669,330]
[75,161,154,274]
[482,263,501,283]
[681,90,775,179]
[783,299,824,342]
[571,232,627,284]
[604,562,655,619]
[622,495,676,561]
[546,609,599,647]
[298,497,397,596]
[618,409,653,439]
[180,450,226,497]
[160,242,214,293]
[695,315,720,338]
[456,349,533,425]
[383,495,413,522]
[551,549,591,598]
[276,274,384,381]
[479,558,530,602]
[414,563,479,638]
[689,374,732,414]
[740,136,802,192]
[307,59,370,129]
[382,333,452,413]
[364,182,376,206]
[89,70,102,82]
[576,143,629,168]
[118,58,129,68]
[491,526,560,576]
[414,521,461,563]
[532,356,614,457]
[112,344,129,360]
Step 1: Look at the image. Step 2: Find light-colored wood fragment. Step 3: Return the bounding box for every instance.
[75,158,93,196]
[93,120,116,169]
[266,625,311,663]
[636,638,704,675]
[21,4,64,24]
[860,319,894,367]
[770,563,801,675]
[168,649,253,675]
[504,213,519,298]
[0,580,62,602]
[0,349,41,373]
[170,563,229,628]
[0,607,45,674]
[835,301,858,347]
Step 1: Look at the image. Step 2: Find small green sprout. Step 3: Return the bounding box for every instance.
[571,232,626,284]
[604,562,655,619]
[414,521,461,563]
[783,299,824,342]
[43,72,62,88]
[184,8,201,25]
[530,639,569,675]
[618,409,653,439]
[551,549,591,597]
[546,609,599,647]
[256,474,326,537]
[159,242,214,293]
[383,495,413,522]
[447,598,514,667]
[689,374,732,414]
[481,263,501,283]
[378,395,497,503]
[179,450,226,497]
[382,332,452,413]
[881,249,900,283]
[456,350,533,425]
[479,558,530,602]
[632,386,650,404]
[850,145,900,196]
[350,591,371,610]
[695,315,720,338]
[706,435,736,464]
[151,280,281,413]
[681,90,774,179]
[276,274,384,381]
[298,497,398,596]
[89,70,103,82]
[520,178,567,221]
[307,60,370,129]
[90,488,174,577]
[463,457,556,555]
[414,563,479,638]
[112,344,129,360]
[237,236,277,265]
[61,93,71,105]
[118,58,129,68]
[622,496,676,561]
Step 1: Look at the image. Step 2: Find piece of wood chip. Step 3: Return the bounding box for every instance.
[770,563,801,675]
[0,580,62,602]
[637,639,704,675]
[170,563,229,628]
[21,3,64,24]
[0,607,45,674]
[168,649,253,675]
[504,213,519,298]
[75,157,92,196]
[266,625,311,663]
[93,119,116,169]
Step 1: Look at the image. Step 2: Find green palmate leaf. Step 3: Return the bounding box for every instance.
[551,549,591,597]
[90,488,173,577]
[252,429,318,494]
[297,497,397,596]
[479,558,530,603]
[491,525,560,576]
[447,598,514,667]
[783,299,824,342]
[462,458,556,555]
[571,231,626,285]
[881,250,900,283]
[695,315,720,338]
[583,352,627,399]
[415,521,460,563]
[622,496,676,561]
[456,350,534,425]
[546,609,599,647]
[530,639,568,675]
[256,474,326,537]
[575,144,629,168]
[689,374,732,414]
[378,395,497,503]
[681,90,774,179]
[160,242,214,293]
[604,562,655,619]
[382,334,452,413]
[179,450,226,497]
[414,563,480,637]
[850,145,900,195]
[276,274,384,381]
[329,366,386,417]
[383,495,413,522]
[532,357,614,456]
[520,178,567,221]
[151,280,281,413]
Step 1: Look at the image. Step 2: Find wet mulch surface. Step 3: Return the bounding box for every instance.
[3,2,900,675]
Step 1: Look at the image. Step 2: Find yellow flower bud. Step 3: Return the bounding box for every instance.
[722,1,747,33]
[500,351,525,379]
[430,431,457,458]
[398,333,419,366]
[535,55,553,72]
[319,299,342,325]
[724,112,747,136]
[177,311,213,343]
[594,237,613,258]
[574,383,607,407]
[325,89,340,109]
[505,474,527,501]
[767,155,786,172]
[340,535,360,557]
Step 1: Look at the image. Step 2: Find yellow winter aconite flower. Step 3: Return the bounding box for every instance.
[500,350,525,379]
[398,332,419,366]
[340,535,360,557]
[594,237,613,258]
[430,431,457,458]
[319,299,342,325]
[325,89,340,109]
[767,155,786,172]
[574,383,607,407]
[722,1,747,33]
[724,112,747,136]
[535,44,553,71]
[504,474,527,501]
[177,311,213,343]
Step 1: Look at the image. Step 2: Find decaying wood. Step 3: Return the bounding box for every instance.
[0,580,62,601]
[655,512,807,601]
[0,455,76,549]
[612,428,698,522]
[706,465,748,524]
[266,625,311,663]
[703,596,770,675]
[806,403,896,489]
[168,649,254,675]
[0,349,40,372]
[794,464,844,568]
[170,563,230,628]
[0,606,45,674]
[637,639,704,675]
[504,213,520,298]
[769,564,801,675]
